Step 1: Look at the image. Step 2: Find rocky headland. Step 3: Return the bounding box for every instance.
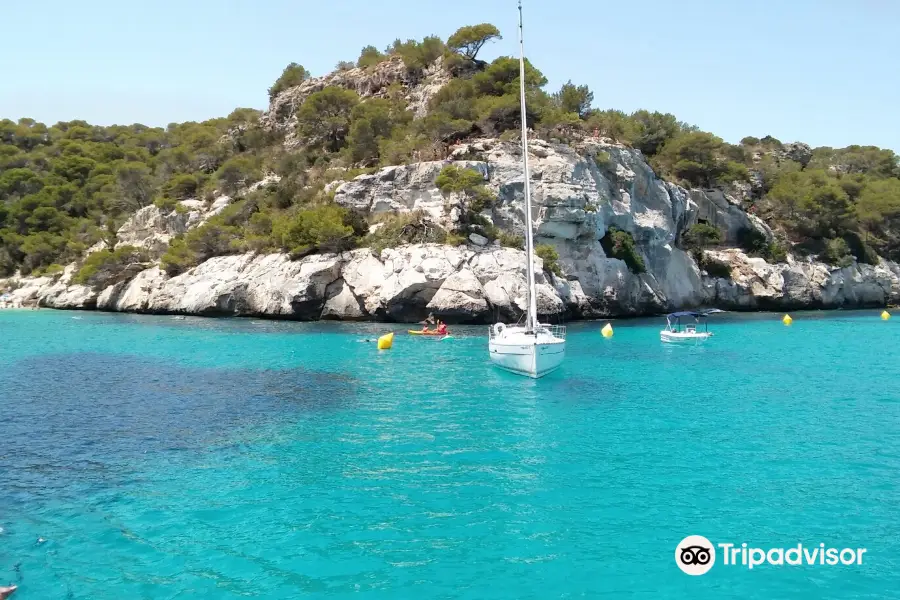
[2,30,898,321]
[4,136,897,321]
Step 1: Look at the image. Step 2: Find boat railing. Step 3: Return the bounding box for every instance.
[488,324,567,340]
[539,324,567,340]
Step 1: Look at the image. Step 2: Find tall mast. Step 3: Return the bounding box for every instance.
[517,0,538,334]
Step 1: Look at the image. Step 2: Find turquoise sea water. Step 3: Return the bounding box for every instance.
[1,309,899,599]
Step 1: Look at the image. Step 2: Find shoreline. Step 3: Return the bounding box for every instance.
[6,302,892,325]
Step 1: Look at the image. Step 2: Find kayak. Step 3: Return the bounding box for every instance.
[408,330,450,336]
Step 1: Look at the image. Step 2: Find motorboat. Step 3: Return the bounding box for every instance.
[660,310,721,343]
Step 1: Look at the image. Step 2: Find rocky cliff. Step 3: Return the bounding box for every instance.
[260,55,451,149]
[3,138,898,320]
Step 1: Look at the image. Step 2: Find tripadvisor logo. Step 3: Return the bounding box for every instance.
[675,536,867,575]
[676,535,715,575]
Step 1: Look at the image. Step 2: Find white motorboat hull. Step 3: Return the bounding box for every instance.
[489,325,566,378]
[660,330,712,343]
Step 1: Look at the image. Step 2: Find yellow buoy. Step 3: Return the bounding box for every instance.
[882,310,891,320]
[377,332,394,350]
[601,323,614,338]
[782,314,793,326]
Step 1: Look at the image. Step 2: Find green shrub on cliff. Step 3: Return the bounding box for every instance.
[160,237,194,276]
[364,211,449,254]
[268,63,309,100]
[435,165,494,211]
[296,87,360,153]
[808,145,899,178]
[682,223,723,251]
[842,231,879,265]
[73,245,149,288]
[585,109,637,143]
[153,196,179,211]
[161,222,242,276]
[535,243,562,277]
[857,177,900,259]
[764,241,789,263]
[822,237,854,267]
[498,232,524,249]
[653,132,750,188]
[164,174,201,200]
[682,223,727,272]
[34,262,65,277]
[446,24,501,61]
[592,150,611,168]
[553,81,594,119]
[768,170,855,239]
[630,110,691,157]
[385,36,445,73]
[345,97,412,165]
[357,46,385,69]
[736,227,790,263]
[737,226,767,254]
[276,204,359,256]
[600,226,645,273]
[699,255,732,279]
[215,156,263,196]
[436,165,483,193]
[159,201,259,275]
[429,79,479,121]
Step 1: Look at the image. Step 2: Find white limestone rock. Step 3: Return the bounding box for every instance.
[468,233,489,247]
[114,205,201,256]
[8,135,900,321]
[427,269,488,320]
[321,278,367,320]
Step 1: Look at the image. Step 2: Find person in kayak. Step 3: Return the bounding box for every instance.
[437,322,448,335]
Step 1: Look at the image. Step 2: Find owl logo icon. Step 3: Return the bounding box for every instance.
[676,535,716,575]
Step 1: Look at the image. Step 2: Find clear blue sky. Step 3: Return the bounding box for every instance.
[2,0,897,150]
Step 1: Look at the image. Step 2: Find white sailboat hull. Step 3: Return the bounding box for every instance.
[486,2,566,380]
[489,325,566,378]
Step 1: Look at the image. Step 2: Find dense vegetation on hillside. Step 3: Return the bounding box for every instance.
[0,111,269,276]
[1,21,899,281]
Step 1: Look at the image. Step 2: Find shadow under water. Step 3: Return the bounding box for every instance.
[1,353,357,506]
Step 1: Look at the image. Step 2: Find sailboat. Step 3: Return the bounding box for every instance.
[488,0,567,378]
